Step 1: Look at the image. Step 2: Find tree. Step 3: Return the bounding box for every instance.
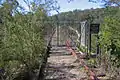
[0,0,59,80]
[89,0,120,6]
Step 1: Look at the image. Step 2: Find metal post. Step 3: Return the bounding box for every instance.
[87,21,90,56]
[86,21,90,56]
[57,25,59,46]
[96,35,99,54]
[89,31,91,55]
[55,15,59,46]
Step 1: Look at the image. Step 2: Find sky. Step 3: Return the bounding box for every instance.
[18,0,104,15]
[50,0,103,15]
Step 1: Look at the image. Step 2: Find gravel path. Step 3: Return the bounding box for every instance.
[45,46,87,80]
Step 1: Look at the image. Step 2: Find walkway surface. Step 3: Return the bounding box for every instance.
[45,46,87,80]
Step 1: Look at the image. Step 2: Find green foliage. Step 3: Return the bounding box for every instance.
[77,44,87,53]
[0,9,44,80]
[0,0,58,79]
[100,16,120,65]
[98,7,120,78]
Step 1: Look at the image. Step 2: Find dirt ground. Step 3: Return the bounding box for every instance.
[45,46,87,80]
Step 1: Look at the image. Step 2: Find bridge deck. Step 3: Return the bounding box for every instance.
[45,46,87,80]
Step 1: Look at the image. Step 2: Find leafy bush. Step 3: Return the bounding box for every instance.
[0,0,55,79]
[99,7,120,78]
